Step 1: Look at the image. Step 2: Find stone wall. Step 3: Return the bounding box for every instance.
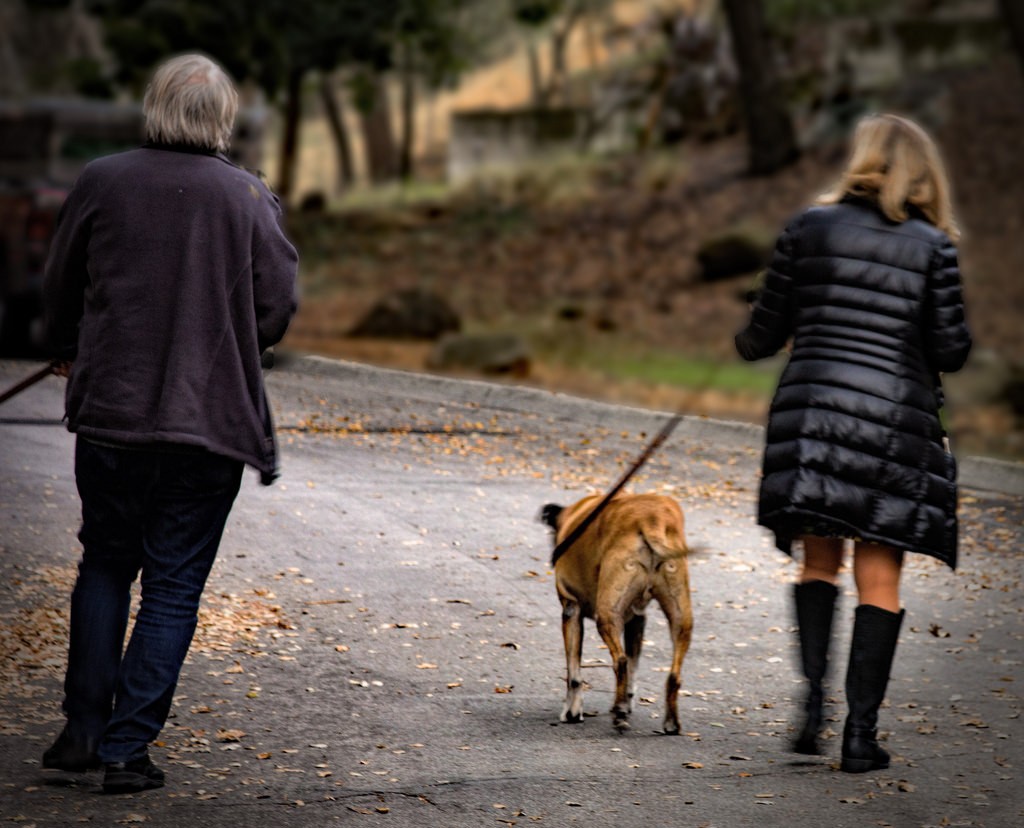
[446,107,591,184]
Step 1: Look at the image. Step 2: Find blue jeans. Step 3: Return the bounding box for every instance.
[63,437,243,764]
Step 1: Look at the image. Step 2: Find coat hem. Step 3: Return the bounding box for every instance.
[67,424,278,484]
[762,507,957,570]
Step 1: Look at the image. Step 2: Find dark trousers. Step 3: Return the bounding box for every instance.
[64,437,243,764]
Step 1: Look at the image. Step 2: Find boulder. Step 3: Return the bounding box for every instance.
[349,288,461,340]
[696,227,773,282]
[428,332,531,377]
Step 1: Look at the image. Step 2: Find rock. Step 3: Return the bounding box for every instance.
[944,349,1024,417]
[428,332,531,376]
[299,192,327,213]
[349,288,461,340]
[696,227,773,282]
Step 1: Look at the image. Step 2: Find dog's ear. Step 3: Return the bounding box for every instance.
[539,503,563,531]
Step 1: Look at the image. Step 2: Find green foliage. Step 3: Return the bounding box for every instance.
[595,349,780,395]
[524,321,781,396]
[513,0,563,27]
[63,57,116,98]
[68,0,481,97]
[393,0,481,89]
[23,0,75,9]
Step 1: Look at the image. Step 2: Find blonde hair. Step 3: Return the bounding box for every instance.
[143,54,239,153]
[817,113,959,242]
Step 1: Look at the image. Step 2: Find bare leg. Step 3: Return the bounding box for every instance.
[852,542,904,612]
[800,535,844,584]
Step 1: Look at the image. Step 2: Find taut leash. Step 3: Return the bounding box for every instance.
[0,360,61,406]
[550,412,682,566]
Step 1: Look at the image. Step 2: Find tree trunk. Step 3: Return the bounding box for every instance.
[1000,0,1024,77]
[398,40,417,181]
[546,1,586,107]
[0,8,25,97]
[319,73,354,191]
[721,0,799,176]
[357,73,398,184]
[277,67,304,202]
[526,40,545,109]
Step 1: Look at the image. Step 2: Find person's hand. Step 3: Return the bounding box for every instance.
[51,361,72,378]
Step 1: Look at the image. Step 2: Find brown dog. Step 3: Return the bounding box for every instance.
[540,493,693,733]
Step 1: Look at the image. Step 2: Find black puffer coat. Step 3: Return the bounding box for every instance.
[735,197,971,568]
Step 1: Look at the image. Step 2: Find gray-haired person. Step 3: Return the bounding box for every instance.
[41,53,298,794]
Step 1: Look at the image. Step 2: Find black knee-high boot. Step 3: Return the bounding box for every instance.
[841,604,904,773]
[792,580,838,755]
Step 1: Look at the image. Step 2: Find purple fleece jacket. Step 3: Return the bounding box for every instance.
[43,144,299,483]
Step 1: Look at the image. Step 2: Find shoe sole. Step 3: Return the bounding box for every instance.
[102,776,165,794]
[41,759,101,773]
[840,756,890,773]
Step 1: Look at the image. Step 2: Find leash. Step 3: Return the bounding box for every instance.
[550,412,682,566]
[0,360,61,406]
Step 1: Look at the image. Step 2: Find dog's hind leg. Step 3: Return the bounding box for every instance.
[560,600,585,723]
[597,561,649,732]
[624,613,646,715]
[596,613,631,732]
[655,568,694,735]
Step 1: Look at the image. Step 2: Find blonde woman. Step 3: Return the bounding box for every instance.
[735,114,971,773]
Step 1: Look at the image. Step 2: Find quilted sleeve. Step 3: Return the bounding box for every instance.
[924,238,971,374]
[735,220,798,361]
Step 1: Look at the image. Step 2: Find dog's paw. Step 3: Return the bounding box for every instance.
[661,718,681,735]
[560,711,584,724]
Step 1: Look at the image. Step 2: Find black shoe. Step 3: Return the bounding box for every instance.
[102,755,165,794]
[841,723,891,773]
[42,726,100,772]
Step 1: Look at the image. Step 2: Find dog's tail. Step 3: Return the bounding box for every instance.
[542,496,608,567]
[540,503,570,566]
[639,517,690,560]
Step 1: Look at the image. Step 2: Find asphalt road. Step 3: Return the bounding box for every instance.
[1,354,1021,828]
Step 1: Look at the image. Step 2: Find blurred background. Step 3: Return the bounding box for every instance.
[2,0,1022,459]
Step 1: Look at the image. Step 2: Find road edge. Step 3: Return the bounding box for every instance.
[274,353,1024,498]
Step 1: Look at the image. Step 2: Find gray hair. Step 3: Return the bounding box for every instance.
[143,54,239,153]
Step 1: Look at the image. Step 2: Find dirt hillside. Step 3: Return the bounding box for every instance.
[283,57,1024,460]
